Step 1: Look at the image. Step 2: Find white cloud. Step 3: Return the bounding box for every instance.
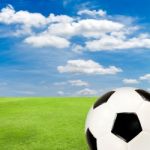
[46,19,124,39]
[78,9,107,17]
[75,19,124,38]
[47,22,75,38]
[1,5,150,51]
[140,74,150,81]
[13,26,33,36]
[57,91,64,95]
[57,59,122,75]
[123,78,139,84]
[77,88,97,96]
[0,5,72,27]
[68,80,89,86]
[24,34,70,48]
[0,5,74,41]
[86,34,150,51]
[54,79,89,87]
[0,5,47,27]
[72,44,84,53]
[48,14,73,23]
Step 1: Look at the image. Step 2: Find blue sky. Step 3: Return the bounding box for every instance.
[0,0,150,96]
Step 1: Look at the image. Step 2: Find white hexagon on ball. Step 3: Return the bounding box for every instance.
[85,87,150,150]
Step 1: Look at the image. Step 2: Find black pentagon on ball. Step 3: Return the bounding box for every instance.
[86,128,97,150]
[93,91,115,109]
[111,113,142,143]
[135,89,150,102]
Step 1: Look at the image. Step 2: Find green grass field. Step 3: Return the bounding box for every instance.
[0,97,96,150]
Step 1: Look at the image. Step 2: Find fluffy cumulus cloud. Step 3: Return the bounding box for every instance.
[57,59,122,75]
[0,5,73,28]
[77,88,97,96]
[46,19,124,39]
[86,34,150,51]
[24,34,70,48]
[0,5,72,47]
[140,74,150,81]
[1,5,150,50]
[0,5,47,27]
[123,78,139,84]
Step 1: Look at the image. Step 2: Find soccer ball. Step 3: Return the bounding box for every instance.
[85,87,150,150]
